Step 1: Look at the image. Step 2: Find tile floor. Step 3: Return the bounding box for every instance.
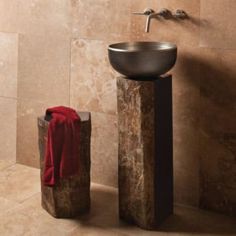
[0,162,236,236]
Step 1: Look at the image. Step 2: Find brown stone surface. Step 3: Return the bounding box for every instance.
[199,131,236,217]
[130,0,201,207]
[37,112,91,218]
[197,48,236,216]
[130,1,236,213]
[0,0,232,214]
[200,0,236,49]
[117,76,173,229]
[1,165,236,236]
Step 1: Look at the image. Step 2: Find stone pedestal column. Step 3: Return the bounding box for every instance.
[38,112,91,218]
[117,75,173,230]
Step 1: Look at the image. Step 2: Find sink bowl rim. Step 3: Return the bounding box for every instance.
[108,41,177,53]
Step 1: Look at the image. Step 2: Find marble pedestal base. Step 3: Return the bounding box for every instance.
[117,75,173,230]
[38,112,91,218]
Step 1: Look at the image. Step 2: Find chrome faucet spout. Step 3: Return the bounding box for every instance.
[145,13,156,33]
[145,9,172,33]
[133,8,187,33]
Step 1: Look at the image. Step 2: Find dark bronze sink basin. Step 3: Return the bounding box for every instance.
[108,41,177,79]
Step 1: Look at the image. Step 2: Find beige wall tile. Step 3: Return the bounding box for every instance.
[173,79,200,207]
[200,0,236,49]
[170,45,201,206]
[17,33,70,104]
[72,0,131,41]
[16,0,71,104]
[0,32,18,98]
[130,0,201,206]
[0,1,18,33]
[7,0,236,211]
[197,48,236,214]
[70,39,117,115]
[129,0,221,208]
[16,0,71,167]
[131,0,200,46]
[0,98,17,162]
[174,124,200,206]
[17,98,69,168]
[90,112,118,187]
[17,0,71,36]
[199,131,236,215]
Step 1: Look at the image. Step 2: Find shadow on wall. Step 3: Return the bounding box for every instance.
[179,51,236,141]
[177,51,236,216]
[180,53,236,110]
[159,205,236,235]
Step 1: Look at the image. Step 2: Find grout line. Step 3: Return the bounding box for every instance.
[0,192,40,217]
[0,198,21,217]
[0,95,17,101]
[18,191,41,205]
[174,202,200,210]
[71,37,105,42]
[0,30,18,35]
[0,161,16,172]
[15,162,40,170]
[69,38,72,107]
[91,182,118,192]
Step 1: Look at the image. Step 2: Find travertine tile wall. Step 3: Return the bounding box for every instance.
[70,39,118,185]
[0,32,18,162]
[200,0,236,49]
[131,0,201,206]
[130,0,236,211]
[0,0,234,210]
[16,0,71,166]
[0,1,71,165]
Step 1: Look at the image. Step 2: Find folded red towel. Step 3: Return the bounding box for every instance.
[43,106,81,186]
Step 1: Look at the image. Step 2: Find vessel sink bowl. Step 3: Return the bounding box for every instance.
[108,41,177,79]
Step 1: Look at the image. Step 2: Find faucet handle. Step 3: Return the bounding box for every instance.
[158,8,173,19]
[132,8,155,16]
[173,9,188,19]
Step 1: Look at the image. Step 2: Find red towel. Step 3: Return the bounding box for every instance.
[43,106,81,186]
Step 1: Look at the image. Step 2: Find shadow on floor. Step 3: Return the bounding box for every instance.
[74,185,236,235]
[159,206,236,235]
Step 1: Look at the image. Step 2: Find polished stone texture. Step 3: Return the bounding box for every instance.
[0,164,236,236]
[199,130,236,217]
[0,32,18,98]
[38,112,91,218]
[1,162,236,235]
[0,0,234,216]
[0,164,40,203]
[130,0,236,216]
[130,0,201,208]
[70,39,117,116]
[71,0,131,41]
[0,98,17,162]
[17,99,69,168]
[200,0,236,49]
[117,75,173,229]
[70,38,118,187]
[0,32,18,163]
[197,48,236,216]
[16,0,71,168]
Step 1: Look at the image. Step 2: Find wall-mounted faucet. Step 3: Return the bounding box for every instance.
[133,8,188,33]
[173,9,188,19]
